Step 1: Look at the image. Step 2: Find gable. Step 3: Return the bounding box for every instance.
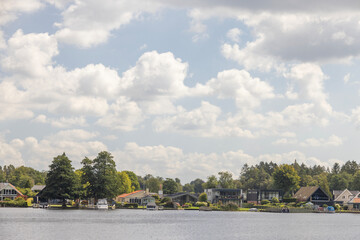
[334,189,354,202]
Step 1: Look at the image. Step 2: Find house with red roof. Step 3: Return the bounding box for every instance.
[115,189,155,206]
[0,182,24,201]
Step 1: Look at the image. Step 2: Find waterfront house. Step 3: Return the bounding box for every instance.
[205,188,242,206]
[293,186,332,206]
[165,192,198,206]
[246,189,283,204]
[348,192,360,210]
[333,189,358,205]
[31,185,46,193]
[115,189,156,206]
[0,182,24,201]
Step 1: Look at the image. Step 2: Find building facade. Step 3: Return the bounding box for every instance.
[205,188,242,206]
[0,183,24,201]
[246,189,283,204]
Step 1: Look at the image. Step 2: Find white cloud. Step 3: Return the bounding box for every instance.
[0,0,44,26]
[226,28,242,43]
[54,0,163,47]
[206,69,275,109]
[114,142,335,182]
[96,97,143,131]
[286,63,332,114]
[344,73,351,84]
[33,115,87,128]
[1,30,58,78]
[300,135,343,147]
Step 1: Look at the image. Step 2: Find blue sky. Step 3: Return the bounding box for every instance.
[1,0,360,183]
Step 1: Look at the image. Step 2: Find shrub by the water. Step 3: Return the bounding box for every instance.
[195,201,208,207]
[221,202,239,211]
[261,200,270,205]
[271,197,279,204]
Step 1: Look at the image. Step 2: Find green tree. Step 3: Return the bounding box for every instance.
[199,192,207,202]
[183,183,194,192]
[190,178,204,193]
[341,160,359,175]
[124,171,140,191]
[92,151,120,199]
[42,153,77,207]
[146,176,162,193]
[330,172,351,190]
[163,178,178,194]
[331,163,341,175]
[203,175,218,189]
[351,170,360,190]
[272,164,300,195]
[118,171,132,194]
[218,171,235,188]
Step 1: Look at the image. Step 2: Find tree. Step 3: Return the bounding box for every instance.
[124,171,140,191]
[351,170,360,190]
[341,160,359,175]
[331,163,340,175]
[190,178,204,193]
[203,175,218,189]
[163,178,178,194]
[146,176,162,193]
[118,171,132,194]
[330,172,351,190]
[272,164,300,195]
[199,192,207,202]
[82,151,120,200]
[218,171,235,188]
[183,183,194,192]
[42,153,77,207]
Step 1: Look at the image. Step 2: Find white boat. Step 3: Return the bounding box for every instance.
[96,199,108,210]
[146,202,158,210]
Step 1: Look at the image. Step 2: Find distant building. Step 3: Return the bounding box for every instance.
[333,189,359,205]
[205,188,242,206]
[165,192,198,206]
[31,185,46,193]
[0,183,24,201]
[115,189,155,206]
[246,189,283,204]
[348,192,360,210]
[293,186,332,206]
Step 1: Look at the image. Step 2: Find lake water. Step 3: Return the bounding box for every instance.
[0,208,359,240]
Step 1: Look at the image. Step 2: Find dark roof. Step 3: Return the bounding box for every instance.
[293,186,320,201]
[31,185,46,191]
[165,192,198,199]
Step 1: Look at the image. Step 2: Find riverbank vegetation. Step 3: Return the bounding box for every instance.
[2,151,360,210]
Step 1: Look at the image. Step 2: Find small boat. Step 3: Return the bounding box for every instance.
[96,199,108,210]
[146,202,158,210]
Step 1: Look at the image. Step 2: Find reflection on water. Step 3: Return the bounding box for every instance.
[0,208,359,240]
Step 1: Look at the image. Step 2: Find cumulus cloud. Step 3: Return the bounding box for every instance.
[226,28,242,42]
[286,63,332,114]
[300,135,343,147]
[206,69,275,109]
[0,0,44,26]
[54,0,163,47]
[114,142,335,182]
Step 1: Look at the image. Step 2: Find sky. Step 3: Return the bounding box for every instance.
[1,0,360,183]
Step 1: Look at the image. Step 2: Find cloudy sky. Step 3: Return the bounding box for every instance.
[1,0,360,182]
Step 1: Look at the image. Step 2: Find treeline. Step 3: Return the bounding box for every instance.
[2,153,360,199]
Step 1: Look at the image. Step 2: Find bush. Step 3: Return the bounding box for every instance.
[161,197,171,203]
[152,194,160,200]
[322,204,328,208]
[3,198,11,201]
[124,203,138,209]
[195,201,208,207]
[162,201,175,208]
[221,202,239,211]
[343,205,349,210]
[283,197,297,203]
[334,204,341,211]
[242,203,254,208]
[261,200,270,205]
[271,197,279,204]
[199,193,208,202]
[183,203,192,208]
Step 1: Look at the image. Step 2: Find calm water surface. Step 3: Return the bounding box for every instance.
[0,208,359,240]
